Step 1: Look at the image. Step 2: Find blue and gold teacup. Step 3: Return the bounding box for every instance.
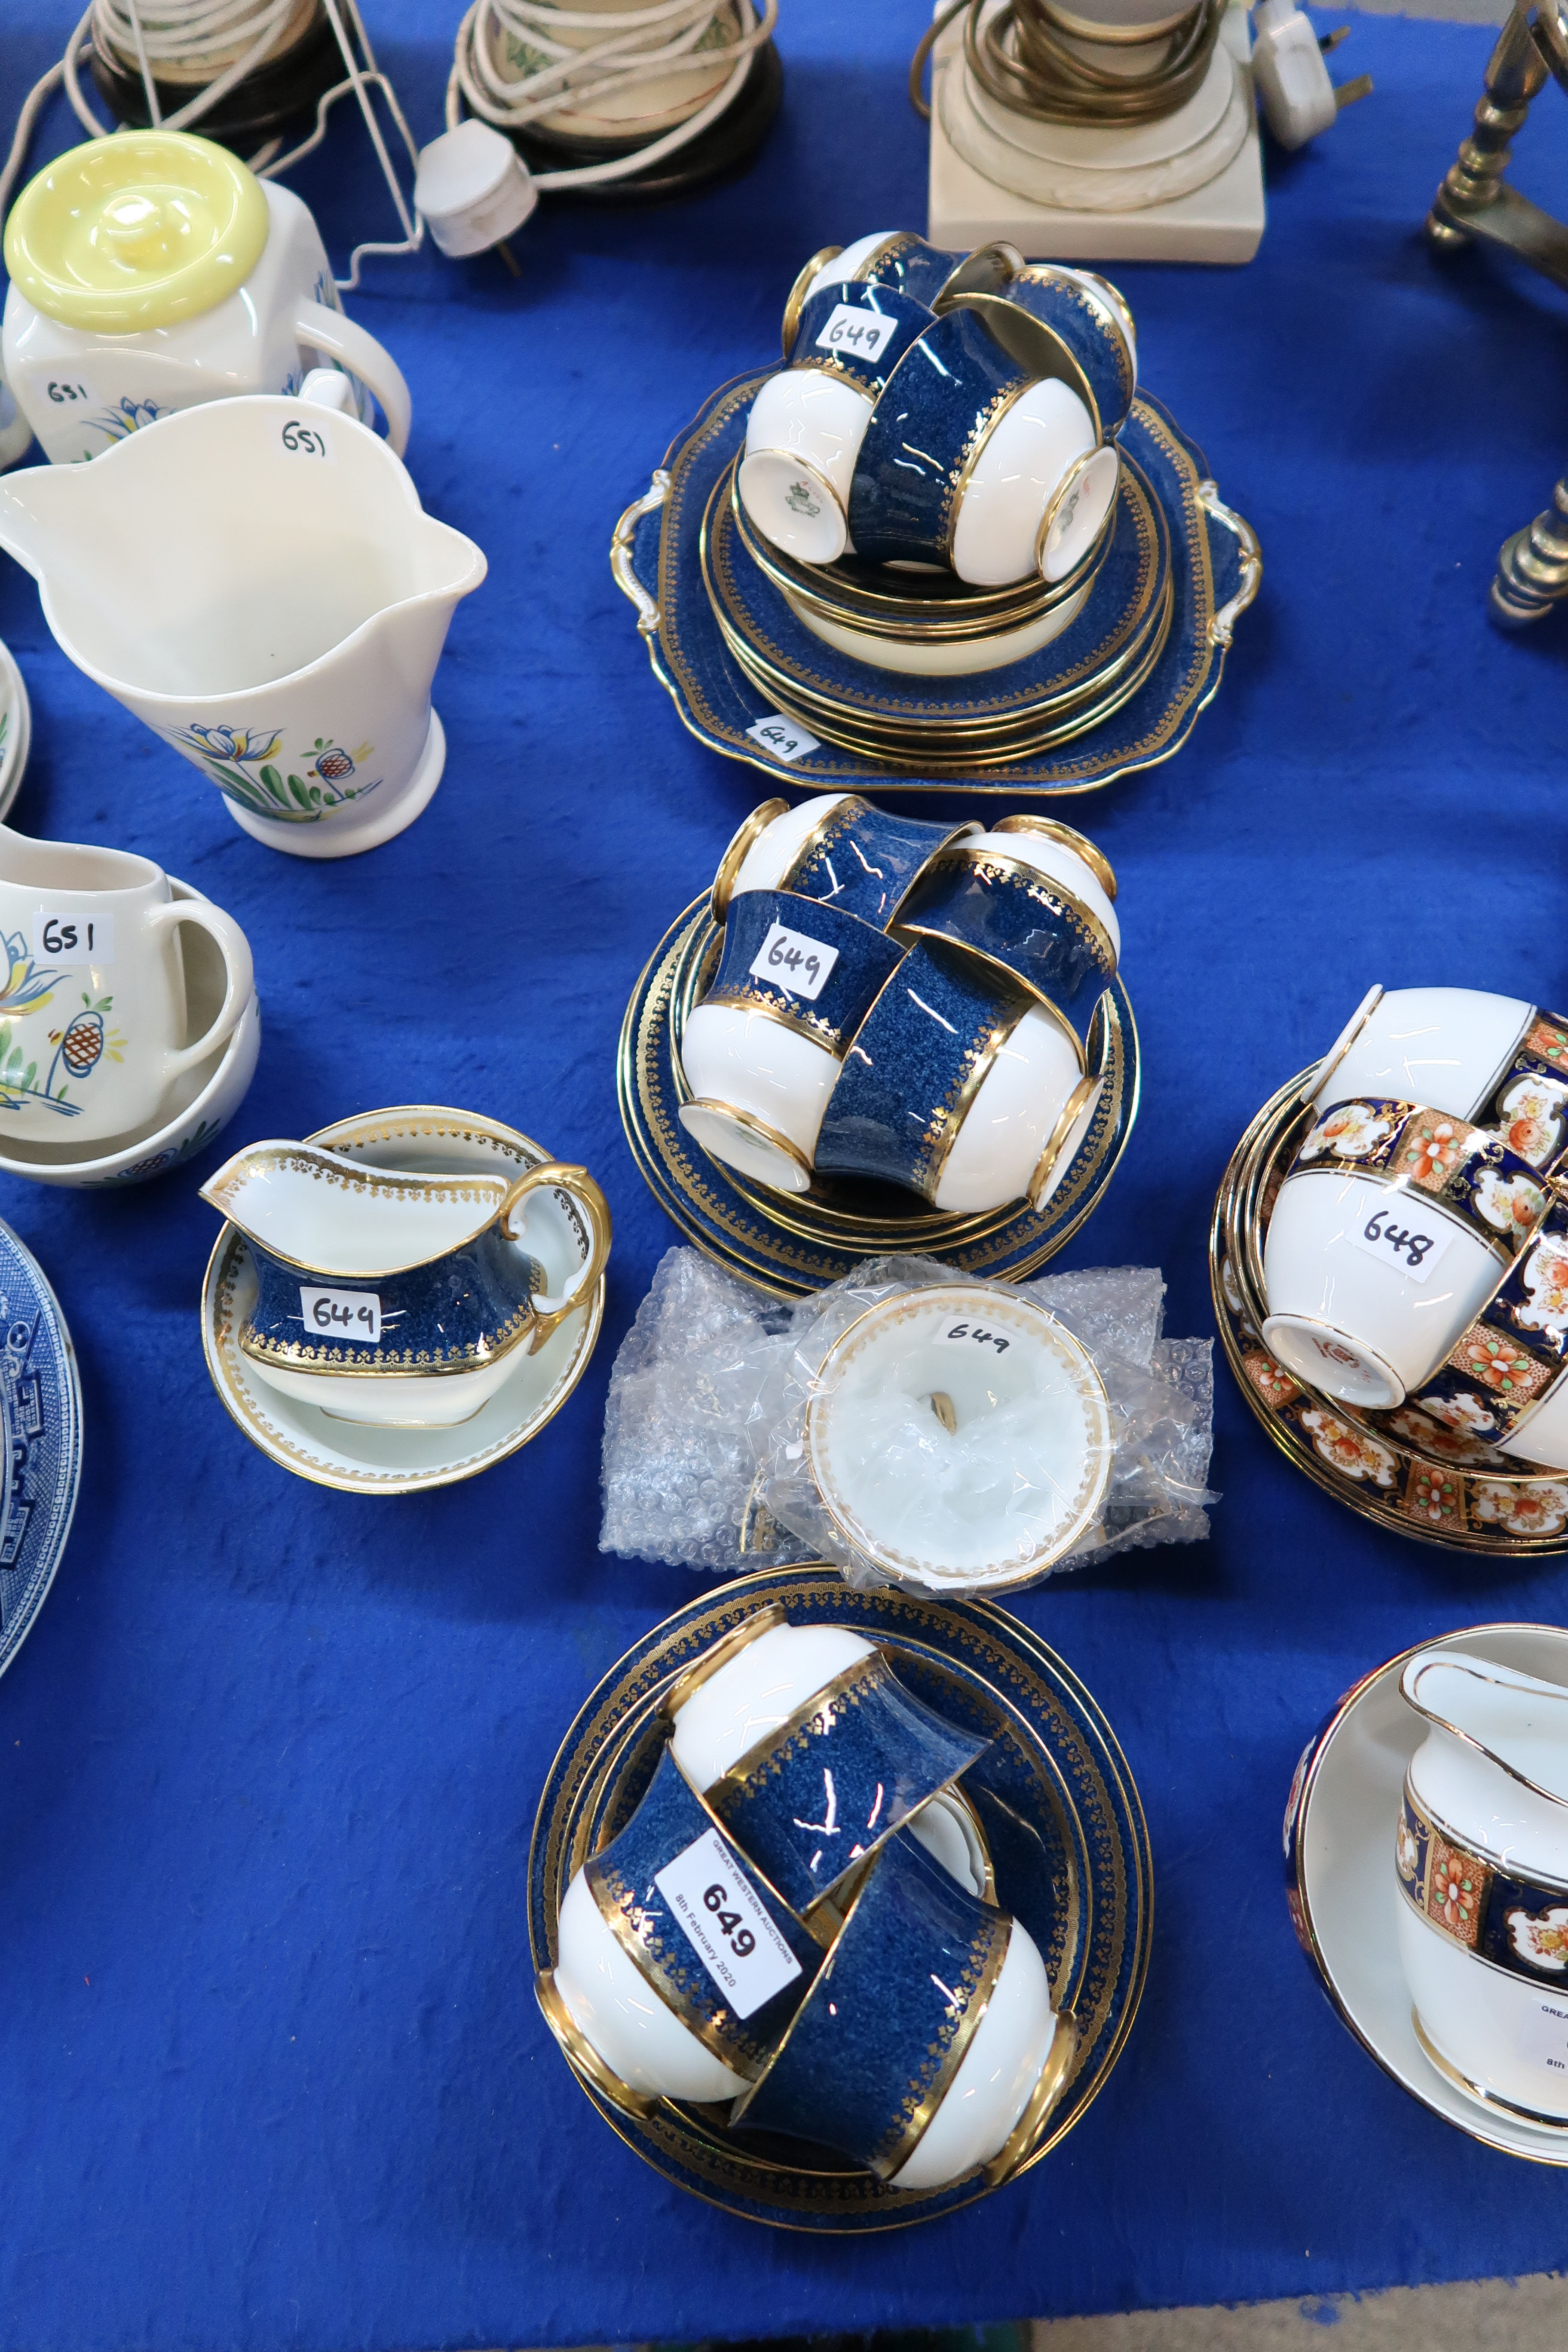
[712,790,978,929]
[678,886,907,1194]
[741,281,935,564]
[814,939,1102,1217]
[199,1137,611,1429]
[731,1828,1073,2189]
[953,264,1137,443]
[894,815,1119,1036]
[665,1607,988,1916]
[540,1742,822,2114]
[848,306,1117,587]
[780,232,1020,349]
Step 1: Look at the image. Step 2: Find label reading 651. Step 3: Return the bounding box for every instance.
[299,1286,382,1343]
[279,417,335,462]
[1344,1180,1452,1286]
[46,378,95,406]
[749,919,839,1003]
[33,911,114,965]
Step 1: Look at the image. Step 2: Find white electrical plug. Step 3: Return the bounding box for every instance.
[1251,0,1371,150]
[414,121,539,262]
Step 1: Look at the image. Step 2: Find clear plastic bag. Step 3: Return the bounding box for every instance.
[600,1247,1217,1593]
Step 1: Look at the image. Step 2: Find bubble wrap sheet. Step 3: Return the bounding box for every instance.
[600,1249,1216,1590]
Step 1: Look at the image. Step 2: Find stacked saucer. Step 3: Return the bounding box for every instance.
[620,792,1140,1294]
[534,1591,1145,2219]
[619,230,1258,781]
[1214,983,1568,1554]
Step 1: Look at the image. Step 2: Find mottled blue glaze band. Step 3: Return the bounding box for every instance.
[895,845,1116,1024]
[703,887,908,1057]
[241,1227,549,1376]
[846,308,1030,569]
[705,1648,989,1914]
[974,267,1136,442]
[732,1827,1013,2177]
[814,939,1036,1204]
[584,1744,821,2078]
[1397,1779,1568,1988]
[788,281,931,397]
[854,232,1013,312]
[781,796,976,929]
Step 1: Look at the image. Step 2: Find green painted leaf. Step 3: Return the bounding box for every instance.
[21,1063,35,1091]
[259,764,292,805]
[288,774,313,810]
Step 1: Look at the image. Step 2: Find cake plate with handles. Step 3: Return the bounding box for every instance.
[618,893,1140,1298]
[201,1105,606,1495]
[1212,1073,1568,1554]
[609,373,1259,796]
[528,1564,1152,2231]
[1285,1621,1568,2164]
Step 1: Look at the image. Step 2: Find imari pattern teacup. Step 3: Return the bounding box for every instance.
[1409,1199,1568,1471]
[1309,986,1568,1174]
[1261,1098,1552,1412]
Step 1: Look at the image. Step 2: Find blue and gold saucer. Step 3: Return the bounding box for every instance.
[528,1565,1152,2231]
[618,894,1140,1296]
[611,374,1259,796]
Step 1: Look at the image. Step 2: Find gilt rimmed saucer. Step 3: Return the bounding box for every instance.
[618,894,1140,1297]
[200,1105,605,1494]
[1212,1075,1568,1554]
[0,1216,82,1682]
[610,376,1259,796]
[1285,1620,1568,2164]
[699,445,1172,760]
[529,1563,1151,2231]
[0,637,31,824]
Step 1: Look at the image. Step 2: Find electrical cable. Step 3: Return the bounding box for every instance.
[911,0,1223,127]
[445,0,778,191]
[0,0,423,288]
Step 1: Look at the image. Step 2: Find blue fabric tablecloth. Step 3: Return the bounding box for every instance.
[4,4,1568,2342]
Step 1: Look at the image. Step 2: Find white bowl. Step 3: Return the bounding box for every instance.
[677,999,839,1193]
[950,378,1112,588]
[805,1283,1113,1589]
[552,1868,749,2104]
[784,580,1090,676]
[739,370,874,565]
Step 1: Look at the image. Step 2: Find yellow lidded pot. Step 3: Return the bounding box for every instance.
[3,131,271,335]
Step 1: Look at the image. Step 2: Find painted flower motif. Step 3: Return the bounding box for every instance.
[1473,1167,1548,1241]
[1299,1408,1398,1487]
[1300,1101,1392,1162]
[1384,1406,1499,1464]
[1454,1327,1548,1402]
[1396,1813,1420,1883]
[1400,1117,1469,1189]
[1433,1858,1477,1933]
[1525,1015,1568,1072]
[1507,1905,1568,1971]
[1516,1237,1568,1341]
[315,747,354,781]
[1473,1479,1568,1538]
[1405,1465,1461,1525]
[1495,1072,1568,1168]
[1419,1389,1499,1437]
[1246,1352,1299,1410]
[0,930,58,1018]
[183,726,284,765]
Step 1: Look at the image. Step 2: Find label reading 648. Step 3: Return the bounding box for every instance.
[1343,1180,1452,1286]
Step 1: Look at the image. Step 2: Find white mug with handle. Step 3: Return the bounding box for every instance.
[0,829,253,1148]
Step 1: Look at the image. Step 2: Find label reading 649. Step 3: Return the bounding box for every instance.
[300,1286,382,1343]
[749,919,839,1003]
[813,303,898,363]
[934,1319,1011,1357]
[654,1827,801,2018]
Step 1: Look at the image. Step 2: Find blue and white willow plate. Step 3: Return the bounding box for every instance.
[528,1565,1152,2232]
[617,895,1141,1297]
[0,1218,82,1681]
[610,375,1260,795]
